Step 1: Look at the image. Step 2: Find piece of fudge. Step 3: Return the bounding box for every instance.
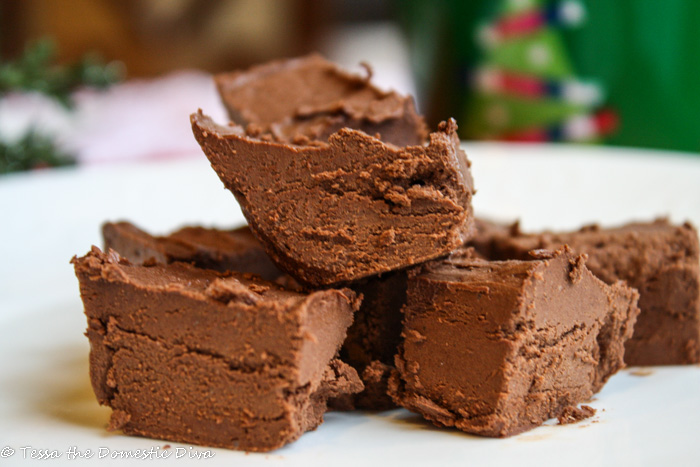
[473,218,700,365]
[389,247,640,437]
[72,247,363,452]
[191,112,475,286]
[103,221,405,409]
[214,54,428,146]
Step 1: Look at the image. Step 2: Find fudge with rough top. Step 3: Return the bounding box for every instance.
[191,113,475,286]
[72,247,362,452]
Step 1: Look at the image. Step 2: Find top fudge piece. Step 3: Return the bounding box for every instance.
[72,247,362,451]
[103,221,284,281]
[390,247,640,437]
[214,54,428,146]
[191,113,475,286]
[474,218,700,365]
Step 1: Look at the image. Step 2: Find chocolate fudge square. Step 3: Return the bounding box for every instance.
[474,218,700,365]
[389,247,640,437]
[72,247,362,452]
[215,54,428,146]
[191,113,475,286]
[103,221,404,409]
[103,221,284,282]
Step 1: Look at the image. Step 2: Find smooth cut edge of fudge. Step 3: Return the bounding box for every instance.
[72,247,363,451]
[191,111,475,287]
[92,319,362,451]
[389,246,640,437]
[471,217,700,365]
[214,53,428,146]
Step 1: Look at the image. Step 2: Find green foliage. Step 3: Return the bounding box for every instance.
[0,130,75,174]
[0,38,123,173]
[0,37,123,107]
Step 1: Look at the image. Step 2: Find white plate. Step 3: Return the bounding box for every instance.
[1,143,699,466]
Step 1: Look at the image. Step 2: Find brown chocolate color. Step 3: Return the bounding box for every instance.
[215,54,428,146]
[333,271,407,410]
[72,247,363,452]
[103,220,406,410]
[469,217,520,260]
[389,247,640,437]
[473,218,700,365]
[342,248,486,409]
[102,221,284,282]
[344,272,406,373]
[557,405,596,425]
[191,112,475,286]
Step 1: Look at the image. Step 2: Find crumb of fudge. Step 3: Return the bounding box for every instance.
[557,405,597,425]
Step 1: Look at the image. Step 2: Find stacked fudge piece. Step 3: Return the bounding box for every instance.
[73,55,699,451]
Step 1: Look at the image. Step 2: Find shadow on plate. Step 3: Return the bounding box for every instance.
[29,344,110,430]
[378,409,570,442]
[377,409,476,439]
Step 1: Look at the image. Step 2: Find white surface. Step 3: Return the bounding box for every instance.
[1,144,699,466]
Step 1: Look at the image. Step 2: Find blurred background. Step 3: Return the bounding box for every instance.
[1,0,699,174]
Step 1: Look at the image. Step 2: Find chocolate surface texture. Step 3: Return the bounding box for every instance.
[472,218,700,365]
[103,221,283,281]
[389,247,640,437]
[72,247,362,452]
[333,270,407,410]
[103,220,406,410]
[557,405,596,425]
[215,54,428,146]
[192,113,475,286]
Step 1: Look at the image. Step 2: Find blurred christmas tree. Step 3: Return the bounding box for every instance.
[0,38,122,174]
[463,0,617,142]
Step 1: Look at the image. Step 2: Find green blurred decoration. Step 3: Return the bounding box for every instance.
[0,38,122,174]
[0,130,74,174]
[463,0,614,143]
[401,0,700,153]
